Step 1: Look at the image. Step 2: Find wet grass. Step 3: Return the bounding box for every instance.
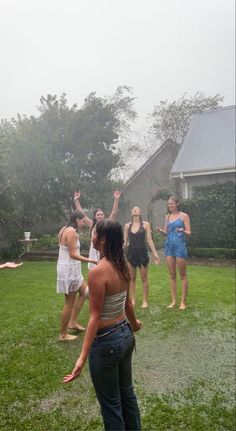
[0,262,235,430]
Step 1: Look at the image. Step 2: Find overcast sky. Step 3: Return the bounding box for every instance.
[0,0,235,123]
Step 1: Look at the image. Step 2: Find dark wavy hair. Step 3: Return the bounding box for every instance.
[67,210,85,229]
[95,219,130,282]
[91,208,105,231]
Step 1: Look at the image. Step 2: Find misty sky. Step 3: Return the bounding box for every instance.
[1,0,235,123]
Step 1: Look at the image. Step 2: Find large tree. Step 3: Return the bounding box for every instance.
[0,87,136,238]
[116,92,224,180]
[150,92,223,146]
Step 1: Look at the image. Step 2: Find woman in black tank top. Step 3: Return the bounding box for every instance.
[124,206,160,308]
[127,221,149,267]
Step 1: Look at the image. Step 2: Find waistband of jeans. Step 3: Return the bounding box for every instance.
[96,318,128,338]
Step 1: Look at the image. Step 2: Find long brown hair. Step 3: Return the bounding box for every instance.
[95,219,130,282]
[66,210,85,229]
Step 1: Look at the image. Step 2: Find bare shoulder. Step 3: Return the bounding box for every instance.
[90,259,109,275]
[143,221,150,229]
[88,261,109,286]
[66,227,76,236]
[181,211,189,218]
[58,226,65,236]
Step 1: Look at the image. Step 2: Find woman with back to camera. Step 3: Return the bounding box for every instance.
[124,206,160,308]
[74,190,121,269]
[64,219,142,431]
[157,196,191,310]
[57,210,97,341]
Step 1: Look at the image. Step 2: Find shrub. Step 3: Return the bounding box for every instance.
[152,231,166,250]
[33,234,58,250]
[0,243,21,261]
[32,230,91,253]
[188,247,236,259]
[182,182,235,249]
[78,228,91,253]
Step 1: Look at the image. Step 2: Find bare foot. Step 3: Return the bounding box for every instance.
[141,302,148,309]
[179,303,186,310]
[167,303,176,308]
[68,323,86,332]
[59,334,78,341]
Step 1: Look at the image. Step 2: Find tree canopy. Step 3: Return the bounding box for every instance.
[0,87,136,238]
[150,92,223,146]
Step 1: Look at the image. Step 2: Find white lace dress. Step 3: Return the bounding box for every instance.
[57,239,84,294]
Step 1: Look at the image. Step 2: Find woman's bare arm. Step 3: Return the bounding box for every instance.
[63,267,105,382]
[176,213,191,236]
[109,190,122,220]
[156,215,168,235]
[125,288,142,332]
[144,222,160,264]
[67,228,97,264]
[123,223,129,249]
[74,191,93,227]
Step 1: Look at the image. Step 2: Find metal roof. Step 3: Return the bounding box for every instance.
[171,106,236,177]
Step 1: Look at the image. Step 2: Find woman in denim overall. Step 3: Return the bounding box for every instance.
[157,196,191,310]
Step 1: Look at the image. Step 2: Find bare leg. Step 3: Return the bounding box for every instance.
[139,265,149,308]
[127,262,137,306]
[176,258,188,310]
[68,280,87,330]
[166,256,177,307]
[59,292,78,340]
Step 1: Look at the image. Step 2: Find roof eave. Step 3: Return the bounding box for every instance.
[171,166,236,178]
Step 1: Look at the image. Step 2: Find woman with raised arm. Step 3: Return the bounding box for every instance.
[157,196,191,310]
[74,190,121,269]
[64,219,142,431]
[57,210,97,341]
[124,206,160,309]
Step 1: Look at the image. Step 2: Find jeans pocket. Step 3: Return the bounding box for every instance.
[100,345,119,358]
[98,345,120,369]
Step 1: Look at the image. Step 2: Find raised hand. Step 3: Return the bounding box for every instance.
[113,190,122,199]
[74,191,81,201]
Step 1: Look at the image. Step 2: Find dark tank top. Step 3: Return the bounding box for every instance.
[127,222,149,268]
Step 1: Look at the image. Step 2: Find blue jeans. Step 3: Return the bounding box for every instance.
[89,321,141,431]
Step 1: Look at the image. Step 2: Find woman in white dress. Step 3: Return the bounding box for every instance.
[74,190,121,269]
[57,210,97,341]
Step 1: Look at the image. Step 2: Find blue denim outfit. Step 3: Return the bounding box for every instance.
[164,218,188,259]
[89,320,141,431]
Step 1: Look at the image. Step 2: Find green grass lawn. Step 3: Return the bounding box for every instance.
[0,262,235,431]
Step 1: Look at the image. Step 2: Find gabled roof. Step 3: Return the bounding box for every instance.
[123,139,175,190]
[171,106,236,178]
